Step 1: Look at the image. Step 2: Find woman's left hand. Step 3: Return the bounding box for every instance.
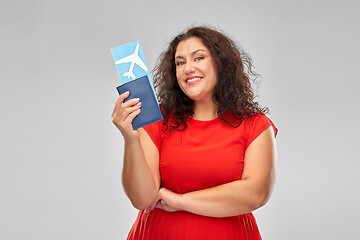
[146,188,182,213]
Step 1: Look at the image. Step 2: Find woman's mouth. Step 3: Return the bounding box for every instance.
[186,77,202,85]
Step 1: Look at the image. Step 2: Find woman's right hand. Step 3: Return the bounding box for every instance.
[111,91,142,141]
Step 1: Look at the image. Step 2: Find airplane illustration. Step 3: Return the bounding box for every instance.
[115,43,148,80]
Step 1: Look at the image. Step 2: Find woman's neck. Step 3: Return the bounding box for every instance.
[192,101,219,121]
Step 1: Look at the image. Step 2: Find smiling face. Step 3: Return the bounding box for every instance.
[174,37,218,103]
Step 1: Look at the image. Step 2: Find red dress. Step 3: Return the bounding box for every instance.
[127,114,278,240]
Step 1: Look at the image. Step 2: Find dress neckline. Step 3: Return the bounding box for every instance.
[190,117,219,122]
[189,117,222,127]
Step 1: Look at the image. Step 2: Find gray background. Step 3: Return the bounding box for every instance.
[1,0,359,239]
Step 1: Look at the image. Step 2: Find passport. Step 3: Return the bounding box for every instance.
[116,75,163,130]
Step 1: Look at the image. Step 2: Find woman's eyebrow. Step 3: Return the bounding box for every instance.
[191,49,207,55]
[175,49,207,59]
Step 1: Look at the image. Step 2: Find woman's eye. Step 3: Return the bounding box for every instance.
[176,61,185,66]
[195,56,204,61]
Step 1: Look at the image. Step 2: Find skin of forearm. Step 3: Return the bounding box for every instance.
[122,139,159,210]
[179,179,272,218]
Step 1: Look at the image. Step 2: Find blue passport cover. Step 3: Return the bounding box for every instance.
[116,75,163,130]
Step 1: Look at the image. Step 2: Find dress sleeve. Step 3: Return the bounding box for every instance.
[142,120,163,151]
[245,114,278,150]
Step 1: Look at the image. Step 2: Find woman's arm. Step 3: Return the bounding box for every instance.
[154,126,276,217]
[112,92,160,210]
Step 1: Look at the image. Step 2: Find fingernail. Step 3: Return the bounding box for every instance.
[136,102,142,107]
[123,91,129,95]
[134,98,140,102]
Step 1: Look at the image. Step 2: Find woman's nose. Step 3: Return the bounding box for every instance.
[184,62,195,75]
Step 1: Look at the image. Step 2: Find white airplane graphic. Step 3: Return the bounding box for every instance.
[115,43,148,80]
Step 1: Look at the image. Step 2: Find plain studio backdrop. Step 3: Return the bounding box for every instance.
[1,0,359,239]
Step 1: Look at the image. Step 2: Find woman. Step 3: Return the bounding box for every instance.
[112,26,278,240]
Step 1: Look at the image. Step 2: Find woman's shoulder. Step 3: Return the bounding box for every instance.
[220,110,277,135]
[244,113,278,144]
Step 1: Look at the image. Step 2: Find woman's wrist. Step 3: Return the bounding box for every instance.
[176,193,187,212]
[123,131,140,145]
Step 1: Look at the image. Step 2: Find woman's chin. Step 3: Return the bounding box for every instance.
[185,92,202,101]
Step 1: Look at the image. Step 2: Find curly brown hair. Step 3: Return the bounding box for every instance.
[153,26,268,132]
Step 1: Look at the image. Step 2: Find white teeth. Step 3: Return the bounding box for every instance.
[186,77,201,83]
